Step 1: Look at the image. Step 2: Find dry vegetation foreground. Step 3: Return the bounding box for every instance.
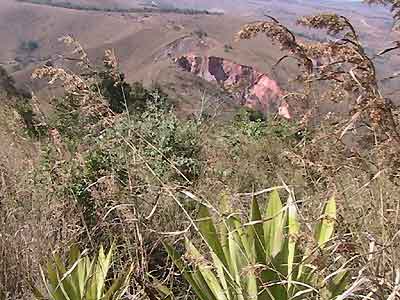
[1,1,400,300]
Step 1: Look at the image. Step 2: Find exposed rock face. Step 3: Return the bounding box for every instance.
[175,54,290,118]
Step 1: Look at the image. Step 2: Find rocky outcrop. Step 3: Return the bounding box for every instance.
[175,54,290,118]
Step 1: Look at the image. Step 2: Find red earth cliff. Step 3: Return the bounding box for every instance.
[175,54,290,118]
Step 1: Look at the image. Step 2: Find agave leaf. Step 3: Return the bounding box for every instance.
[287,194,300,289]
[96,245,111,297]
[314,196,336,249]
[47,258,69,300]
[152,277,175,300]
[186,239,227,300]
[260,192,288,300]
[53,254,67,280]
[103,263,133,300]
[68,248,87,299]
[77,257,89,298]
[197,204,228,267]
[219,220,232,276]
[327,270,349,297]
[46,261,59,291]
[68,245,80,264]
[218,193,233,272]
[163,241,211,300]
[41,263,62,300]
[246,268,258,300]
[185,254,217,300]
[53,253,79,300]
[28,275,47,300]
[31,286,46,300]
[211,252,235,300]
[87,245,114,300]
[83,258,96,299]
[260,242,288,300]
[163,191,346,300]
[244,199,260,300]
[227,216,246,300]
[34,246,129,300]
[264,190,284,258]
[86,253,99,300]
[250,198,266,264]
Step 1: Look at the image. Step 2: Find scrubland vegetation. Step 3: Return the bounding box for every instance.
[1,1,400,300]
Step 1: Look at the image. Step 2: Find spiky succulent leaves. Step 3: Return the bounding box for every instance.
[186,238,228,300]
[197,204,228,267]
[211,250,236,300]
[163,241,212,300]
[327,269,350,298]
[297,197,337,289]
[86,245,114,300]
[249,198,265,264]
[226,215,247,300]
[33,245,131,300]
[50,253,79,300]
[294,196,338,299]
[151,276,176,300]
[68,246,88,299]
[257,191,287,300]
[314,196,336,249]
[164,193,347,300]
[103,263,133,300]
[197,203,236,300]
[287,194,301,294]
[218,193,233,271]
[247,198,266,300]
[264,191,284,259]
[45,259,67,300]
[248,198,281,300]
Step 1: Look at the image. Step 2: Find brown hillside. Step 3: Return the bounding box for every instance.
[1,0,397,111]
[0,0,297,114]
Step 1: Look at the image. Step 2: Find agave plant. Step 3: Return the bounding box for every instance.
[163,191,349,300]
[32,244,132,300]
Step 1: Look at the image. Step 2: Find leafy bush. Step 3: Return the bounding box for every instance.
[233,109,267,139]
[164,191,349,300]
[97,71,151,114]
[44,89,201,229]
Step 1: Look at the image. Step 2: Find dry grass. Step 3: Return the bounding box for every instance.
[235,11,400,297]
[1,3,400,299]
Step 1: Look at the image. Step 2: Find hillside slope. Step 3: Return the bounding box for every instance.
[1,0,296,113]
[1,0,397,112]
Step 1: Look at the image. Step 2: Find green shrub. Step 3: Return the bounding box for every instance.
[15,99,48,138]
[233,109,299,141]
[45,94,201,228]
[106,101,202,182]
[97,71,150,113]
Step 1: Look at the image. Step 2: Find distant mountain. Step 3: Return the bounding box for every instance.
[16,0,393,20]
